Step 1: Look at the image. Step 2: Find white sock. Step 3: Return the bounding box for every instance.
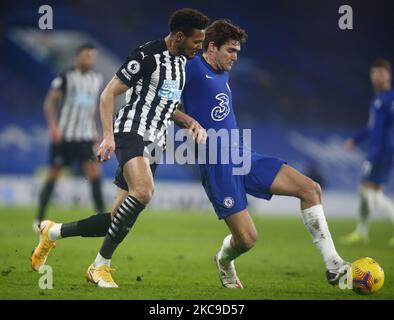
[301,204,344,270]
[94,253,111,267]
[376,190,394,224]
[356,222,369,238]
[356,185,374,237]
[217,234,242,266]
[48,223,62,241]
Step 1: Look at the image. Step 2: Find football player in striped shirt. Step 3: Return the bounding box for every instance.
[32,8,209,288]
[34,44,105,230]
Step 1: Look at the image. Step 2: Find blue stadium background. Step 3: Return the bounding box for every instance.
[1,0,394,192]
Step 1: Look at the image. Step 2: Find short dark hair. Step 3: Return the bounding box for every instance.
[76,43,96,55]
[203,19,247,51]
[169,8,210,36]
[371,58,392,73]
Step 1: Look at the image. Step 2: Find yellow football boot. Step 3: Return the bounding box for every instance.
[340,230,368,245]
[86,264,118,288]
[31,220,56,271]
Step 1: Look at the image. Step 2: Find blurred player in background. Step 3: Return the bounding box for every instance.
[181,20,349,289]
[32,8,209,288]
[34,43,105,230]
[342,59,394,246]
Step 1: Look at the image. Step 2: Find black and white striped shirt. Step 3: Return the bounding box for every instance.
[51,68,103,142]
[114,40,186,147]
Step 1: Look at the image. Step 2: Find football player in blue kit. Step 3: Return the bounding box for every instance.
[182,20,350,288]
[342,59,394,246]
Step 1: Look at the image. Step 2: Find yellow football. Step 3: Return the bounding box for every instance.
[352,257,384,295]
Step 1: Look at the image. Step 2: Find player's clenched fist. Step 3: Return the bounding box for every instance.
[49,124,62,144]
[187,119,207,144]
[97,137,115,162]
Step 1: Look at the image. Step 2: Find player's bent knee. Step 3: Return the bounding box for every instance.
[311,181,322,203]
[132,186,154,205]
[300,179,321,204]
[315,182,322,197]
[88,170,101,180]
[47,168,61,181]
[234,231,258,251]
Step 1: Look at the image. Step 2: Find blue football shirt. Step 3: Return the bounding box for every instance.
[182,55,238,134]
[353,90,394,163]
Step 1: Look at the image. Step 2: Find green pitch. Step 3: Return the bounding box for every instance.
[0,207,393,300]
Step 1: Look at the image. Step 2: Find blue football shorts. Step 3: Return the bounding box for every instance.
[361,157,393,184]
[198,150,286,219]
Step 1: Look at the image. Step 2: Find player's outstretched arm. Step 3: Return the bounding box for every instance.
[97,76,129,162]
